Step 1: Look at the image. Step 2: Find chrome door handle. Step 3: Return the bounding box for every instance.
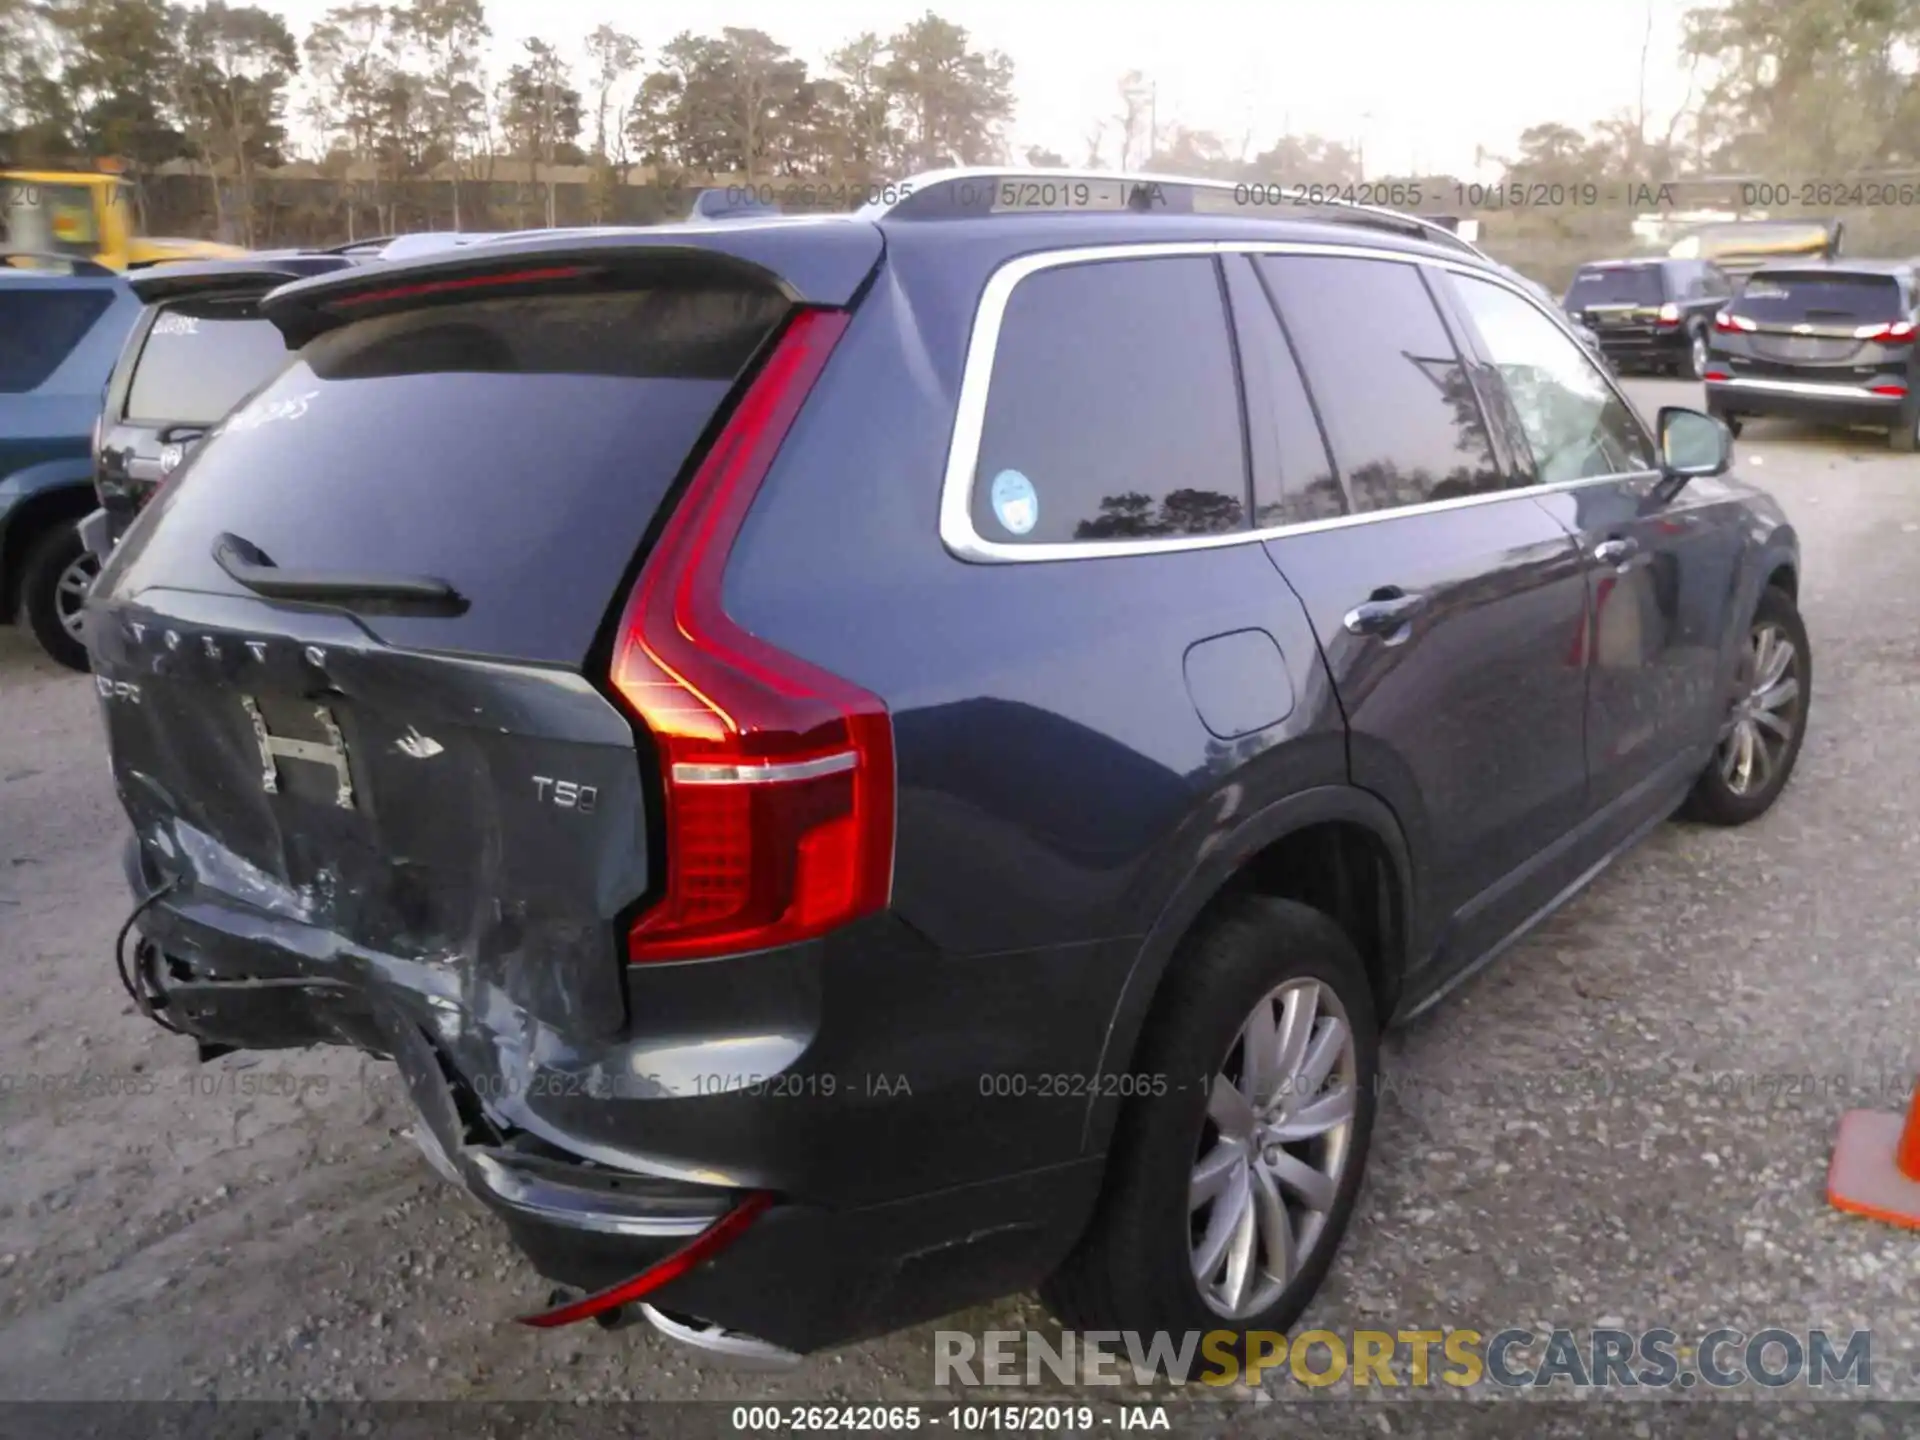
[1343,591,1427,639]
[1593,537,1639,566]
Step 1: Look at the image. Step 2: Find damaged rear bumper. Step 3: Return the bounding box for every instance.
[123,844,1108,1356]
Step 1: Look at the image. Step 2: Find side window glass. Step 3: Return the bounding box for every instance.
[1255,254,1505,513]
[1449,273,1654,483]
[971,256,1249,544]
[1220,256,1345,527]
[0,289,113,393]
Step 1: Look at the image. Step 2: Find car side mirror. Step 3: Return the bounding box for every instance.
[1655,406,1730,491]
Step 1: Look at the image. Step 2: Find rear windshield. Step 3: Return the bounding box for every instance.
[0,288,113,391]
[1732,273,1905,325]
[1565,267,1665,306]
[114,280,789,664]
[125,298,294,424]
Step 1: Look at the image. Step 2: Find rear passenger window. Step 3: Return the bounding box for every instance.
[0,288,112,392]
[1220,256,1344,528]
[1255,255,1504,512]
[971,257,1249,543]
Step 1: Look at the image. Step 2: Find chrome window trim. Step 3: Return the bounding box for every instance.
[938,239,1661,565]
[1708,375,1901,400]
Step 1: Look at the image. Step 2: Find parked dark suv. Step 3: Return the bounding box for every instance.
[89,170,1809,1364]
[90,253,360,552]
[1704,259,1920,451]
[1564,256,1734,378]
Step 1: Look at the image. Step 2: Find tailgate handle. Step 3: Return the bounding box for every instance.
[212,532,468,613]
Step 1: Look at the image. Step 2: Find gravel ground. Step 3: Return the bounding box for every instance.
[1,376,1916,1434]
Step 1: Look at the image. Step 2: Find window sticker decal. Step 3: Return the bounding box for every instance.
[990,468,1038,535]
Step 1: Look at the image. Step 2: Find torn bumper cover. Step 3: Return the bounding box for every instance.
[121,844,1106,1355]
[127,883,746,1289]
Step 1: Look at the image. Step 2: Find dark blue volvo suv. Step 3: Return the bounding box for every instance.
[87,170,1808,1364]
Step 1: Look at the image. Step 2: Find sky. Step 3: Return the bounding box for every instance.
[268,0,1705,182]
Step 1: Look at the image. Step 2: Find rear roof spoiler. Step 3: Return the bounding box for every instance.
[261,223,884,346]
[128,255,357,304]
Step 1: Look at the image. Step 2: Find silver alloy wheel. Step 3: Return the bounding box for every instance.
[55,550,100,640]
[1690,332,1709,377]
[1189,977,1356,1320]
[1717,620,1800,797]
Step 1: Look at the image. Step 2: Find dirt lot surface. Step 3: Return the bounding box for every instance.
[2,377,1917,1435]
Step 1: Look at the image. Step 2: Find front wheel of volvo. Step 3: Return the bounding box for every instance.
[1042,897,1377,1361]
[1681,586,1810,826]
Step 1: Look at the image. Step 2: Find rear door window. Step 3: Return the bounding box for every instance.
[1734,273,1906,325]
[1219,255,1344,527]
[112,280,791,664]
[125,298,294,424]
[1255,254,1505,513]
[1566,266,1666,307]
[0,288,113,391]
[970,256,1249,544]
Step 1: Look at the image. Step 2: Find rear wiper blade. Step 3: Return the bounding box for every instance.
[212,532,468,614]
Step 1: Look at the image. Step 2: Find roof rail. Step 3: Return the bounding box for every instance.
[0,249,116,277]
[861,167,1493,261]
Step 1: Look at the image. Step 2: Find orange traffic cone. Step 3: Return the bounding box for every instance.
[1827,1075,1920,1230]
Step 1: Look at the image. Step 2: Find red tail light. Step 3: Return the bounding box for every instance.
[1870,383,1909,397]
[1704,370,1731,382]
[1854,320,1917,343]
[610,307,894,964]
[1656,302,1681,327]
[1714,310,1756,334]
[330,265,587,310]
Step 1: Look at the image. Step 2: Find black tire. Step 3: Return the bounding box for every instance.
[1042,896,1378,1358]
[1890,409,1918,452]
[18,520,94,672]
[1683,326,1709,381]
[1681,585,1810,826]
